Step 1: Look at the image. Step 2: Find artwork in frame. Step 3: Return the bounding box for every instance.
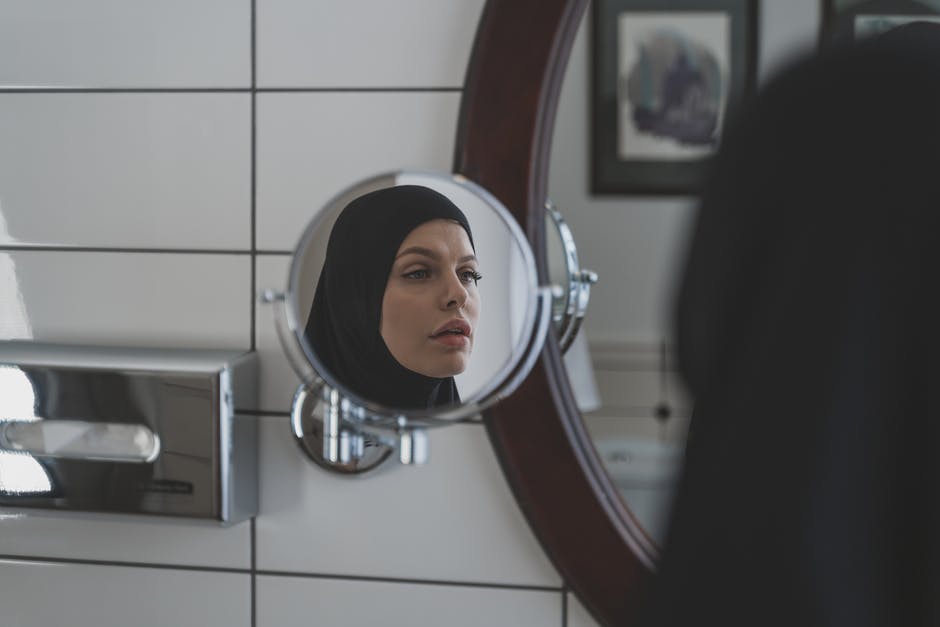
[591,0,757,195]
[821,0,940,44]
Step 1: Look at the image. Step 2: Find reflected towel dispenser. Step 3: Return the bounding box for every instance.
[0,342,258,525]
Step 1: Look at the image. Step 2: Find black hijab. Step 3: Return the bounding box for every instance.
[644,24,940,627]
[304,184,475,410]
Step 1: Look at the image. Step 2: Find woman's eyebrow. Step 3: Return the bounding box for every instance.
[396,246,439,260]
[396,248,477,264]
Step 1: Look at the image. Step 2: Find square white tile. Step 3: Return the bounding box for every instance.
[567,592,602,627]
[0,94,250,250]
[256,92,461,251]
[0,0,250,88]
[256,417,560,587]
[0,251,250,349]
[257,0,485,88]
[0,511,251,569]
[0,559,250,627]
[257,574,561,627]
[255,254,300,413]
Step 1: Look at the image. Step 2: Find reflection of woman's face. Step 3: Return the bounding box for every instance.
[381,219,481,378]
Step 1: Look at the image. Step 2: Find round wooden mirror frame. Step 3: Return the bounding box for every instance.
[453,1,658,625]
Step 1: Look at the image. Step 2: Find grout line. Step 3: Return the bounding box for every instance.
[255,250,293,256]
[258,87,463,92]
[0,88,250,93]
[250,1,258,623]
[249,45,257,353]
[250,519,257,627]
[0,245,250,255]
[257,569,564,592]
[250,257,257,351]
[0,554,561,593]
[0,87,461,94]
[0,554,250,575]
[561,586,568,627]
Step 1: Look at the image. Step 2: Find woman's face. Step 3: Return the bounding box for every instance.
[381,219,481,378]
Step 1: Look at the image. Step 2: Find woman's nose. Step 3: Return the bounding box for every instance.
[442,275,468,309]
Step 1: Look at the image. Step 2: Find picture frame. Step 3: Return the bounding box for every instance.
[820,0,940,45]
[591,0,758,195]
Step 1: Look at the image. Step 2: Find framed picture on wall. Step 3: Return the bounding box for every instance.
[591,0,757,195]
[821,0,940,44]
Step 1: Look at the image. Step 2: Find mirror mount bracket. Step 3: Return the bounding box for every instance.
[289,382,396,475]
[277,284,555,475]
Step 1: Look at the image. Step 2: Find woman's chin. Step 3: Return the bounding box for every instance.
[412,355,469,379]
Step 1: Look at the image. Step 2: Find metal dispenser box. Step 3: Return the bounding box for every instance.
[0,342,258,525]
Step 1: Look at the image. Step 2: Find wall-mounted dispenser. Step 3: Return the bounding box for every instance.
[0,341,258,525]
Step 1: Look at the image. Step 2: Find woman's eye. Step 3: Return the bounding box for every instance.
[404,269,430,280]
[460,270,483,285]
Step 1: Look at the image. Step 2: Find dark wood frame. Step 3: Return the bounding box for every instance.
[820,0,940,45]
[592,0,758,195]
[453,1,657,625]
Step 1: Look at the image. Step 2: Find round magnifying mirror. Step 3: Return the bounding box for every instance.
[271,171,551,473]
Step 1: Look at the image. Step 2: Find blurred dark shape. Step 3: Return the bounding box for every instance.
[643,23,940,627]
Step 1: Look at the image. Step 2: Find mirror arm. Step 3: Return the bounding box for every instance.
[545,202,599,353]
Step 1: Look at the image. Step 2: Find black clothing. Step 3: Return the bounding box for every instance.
[646,24,940,627]
[304,184,473,410]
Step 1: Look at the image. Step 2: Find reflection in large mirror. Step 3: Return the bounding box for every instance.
[269,171,551,473]
[547,13,696,548]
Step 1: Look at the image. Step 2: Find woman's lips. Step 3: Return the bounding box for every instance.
[430,319,472,347]
[432,333,470,347]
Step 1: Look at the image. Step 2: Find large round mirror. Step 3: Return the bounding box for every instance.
[269,170,551,473]
[547,10,703,550]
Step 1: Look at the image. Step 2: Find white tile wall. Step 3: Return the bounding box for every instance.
[256,92,462,251]
[257,416,560,587]
[257,575,560,627]
[0,250,250,348]
[0,0,250,88]
[0,559,250,627]
[0,94,251,249]
[0,512,250,569]
[257,0,486,88]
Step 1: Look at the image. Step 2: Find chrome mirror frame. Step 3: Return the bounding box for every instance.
[263,170,553,474]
